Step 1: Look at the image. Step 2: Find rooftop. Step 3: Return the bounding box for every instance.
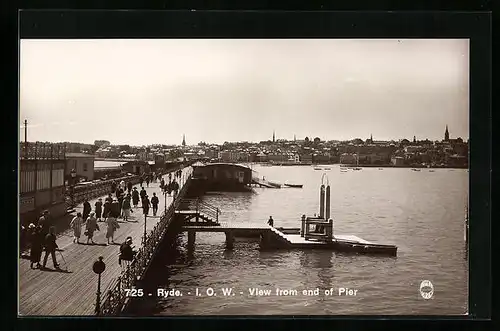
[66,153,95,158]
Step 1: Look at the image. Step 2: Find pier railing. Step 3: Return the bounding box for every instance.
[65,175,142,209]
[99,169,192,316]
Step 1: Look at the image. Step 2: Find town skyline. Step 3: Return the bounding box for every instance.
[20,39,469,145]
[19,125,467,147]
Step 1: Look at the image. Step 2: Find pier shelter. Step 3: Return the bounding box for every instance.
[192,163,252,191]
[65,152,95,181]
[20,142,67,225]
[121,160,151,175]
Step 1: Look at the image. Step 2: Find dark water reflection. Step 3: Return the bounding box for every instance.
[129,165,468,315]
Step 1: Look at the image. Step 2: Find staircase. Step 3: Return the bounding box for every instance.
[261,227,292,248]
[175,198,221,225]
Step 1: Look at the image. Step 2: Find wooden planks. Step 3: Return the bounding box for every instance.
[19,168,191,316]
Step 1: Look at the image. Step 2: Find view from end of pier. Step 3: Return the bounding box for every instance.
[18,37,472,318]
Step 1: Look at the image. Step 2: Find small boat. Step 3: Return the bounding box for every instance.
[324,167,331,170]
[267,181,282,188]
[284,183,303,188]
[378,168,383,170]
[411,168,421,172]
[429,170,435,172]
[314,167,322,170]
[353,167,362,171]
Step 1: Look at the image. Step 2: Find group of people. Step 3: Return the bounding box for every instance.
[27,210,61,269]
[25,168,185,270]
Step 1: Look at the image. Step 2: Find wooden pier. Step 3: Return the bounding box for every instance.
[19,167,193,316]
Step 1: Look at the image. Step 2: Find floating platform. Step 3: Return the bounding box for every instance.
[181,224,397,256]
[263,227,397,256]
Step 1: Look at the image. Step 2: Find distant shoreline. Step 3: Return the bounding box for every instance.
[339,164,468,169]
[246,162,467,169]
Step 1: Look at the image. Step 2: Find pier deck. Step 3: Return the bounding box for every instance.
[19,168,191,316]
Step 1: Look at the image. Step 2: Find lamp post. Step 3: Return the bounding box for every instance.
[93,256,106,315]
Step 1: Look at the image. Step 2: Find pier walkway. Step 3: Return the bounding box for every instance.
[19,167,192,316]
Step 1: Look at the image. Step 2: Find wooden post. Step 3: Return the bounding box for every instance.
[225,231,234,249]
[187,231,196,251]
[300,214,306,237]
[304,218,310,239]
[327,219,333,241]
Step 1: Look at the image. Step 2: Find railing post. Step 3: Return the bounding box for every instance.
[117,276,122,311]
[216,208,219,223]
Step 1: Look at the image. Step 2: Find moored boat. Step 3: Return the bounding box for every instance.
[284,183,303,188]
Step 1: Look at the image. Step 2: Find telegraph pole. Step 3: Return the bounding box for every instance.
[24,119,28,144]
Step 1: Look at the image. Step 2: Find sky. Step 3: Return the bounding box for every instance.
[19,39,469,145]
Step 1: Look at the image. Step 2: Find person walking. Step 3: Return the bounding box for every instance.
[38,210,50,238]
[82,199,91,221]
[110,180,117,194]
[145,176,150,187]
[127,181,133,194]
[119,179,126,192]
[168,172,172,182]
[172,180,179,200]
[132,187,140,208]
[85,212,99,244]
[42,226,59,269]
[102,199,111,222]
[267,216,274,227]
[140,187,147,204]
[142,195,151,216]
[119,236,137,268]
[151,193,159,216]
[105,206,120,245]
[118,191,125,218]
[139,175,144,187]
[105,193,113,204]
[122,195,132,221]
[29,224,43,269]
[70,212,84,244]
[160,178,165,191]
[95,198,103,222]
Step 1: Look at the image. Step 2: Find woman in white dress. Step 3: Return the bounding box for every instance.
[105,211,120,245]
[70,212,83,244]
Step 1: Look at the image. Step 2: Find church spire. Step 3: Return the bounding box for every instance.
[273,130,275,143]
[182,134,186,146]
[444,125,449,141]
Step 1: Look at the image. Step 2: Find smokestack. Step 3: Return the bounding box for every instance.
[325,185,331,219]
[319,184,325,219]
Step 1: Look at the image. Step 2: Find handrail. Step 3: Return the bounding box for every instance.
[177,198,221,221]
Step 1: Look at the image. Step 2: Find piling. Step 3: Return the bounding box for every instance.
[225,231,234,249]
[300,214,306,237]
[187,231,196,252]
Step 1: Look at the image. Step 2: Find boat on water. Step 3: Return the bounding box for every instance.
[284,183,303,188]
[378,168,383,170]
[314,167,322,170]
[429,170,435,172]
[267,181,282,188]
[411,168,421,171]
[323,167,331,170]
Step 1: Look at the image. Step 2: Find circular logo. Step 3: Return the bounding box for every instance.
[419,280,434,299]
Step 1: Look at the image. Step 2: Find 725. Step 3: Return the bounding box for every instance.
[124,289,144,297]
